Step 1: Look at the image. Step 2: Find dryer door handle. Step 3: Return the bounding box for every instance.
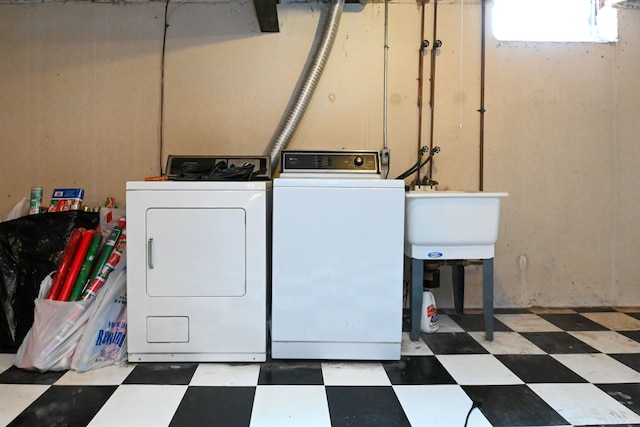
[147,238,154,269]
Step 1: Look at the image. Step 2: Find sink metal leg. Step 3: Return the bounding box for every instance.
[411,256,494,342]
[452,263,465,315]
[411,257,423,341]
[483,258,494,341]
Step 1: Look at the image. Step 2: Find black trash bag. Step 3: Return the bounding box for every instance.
[0,211,99,348]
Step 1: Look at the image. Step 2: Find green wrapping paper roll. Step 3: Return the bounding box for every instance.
[81,231,126,300]
[69,228,103,301]
[83,218,125,298]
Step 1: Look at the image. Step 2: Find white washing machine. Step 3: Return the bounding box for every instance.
[271,150,405,360]
[126,156,271,362]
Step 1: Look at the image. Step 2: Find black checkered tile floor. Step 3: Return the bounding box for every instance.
[2,307,640,426]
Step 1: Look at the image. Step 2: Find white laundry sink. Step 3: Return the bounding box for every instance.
[405,191,508,260]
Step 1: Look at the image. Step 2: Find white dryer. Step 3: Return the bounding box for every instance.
[271,150,405,360]
[126,156,271,362]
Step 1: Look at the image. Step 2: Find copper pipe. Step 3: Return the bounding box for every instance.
[479,0,486,191]
[416,0,427,184]
[427,0,439,180]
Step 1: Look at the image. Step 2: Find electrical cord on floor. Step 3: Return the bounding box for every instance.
[463,400,482,427]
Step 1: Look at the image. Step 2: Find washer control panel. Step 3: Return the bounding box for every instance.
[280,150,380,175]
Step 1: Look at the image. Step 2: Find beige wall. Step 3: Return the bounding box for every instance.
[1,0,638,308]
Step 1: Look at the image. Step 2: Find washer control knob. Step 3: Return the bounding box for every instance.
[354,156,364,167]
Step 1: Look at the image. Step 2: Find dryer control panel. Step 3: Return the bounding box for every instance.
[280,150,380,175]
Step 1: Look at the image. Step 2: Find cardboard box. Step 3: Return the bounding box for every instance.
[48,188,85,212]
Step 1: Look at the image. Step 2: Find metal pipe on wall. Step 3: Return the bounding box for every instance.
[381,0,391,179]
[383,0,389,152]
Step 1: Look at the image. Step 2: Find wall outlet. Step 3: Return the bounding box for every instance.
[381,148,390,165]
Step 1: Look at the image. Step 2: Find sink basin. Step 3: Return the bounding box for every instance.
[405,191,509,260]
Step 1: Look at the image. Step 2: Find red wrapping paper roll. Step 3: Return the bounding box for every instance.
[57,229,96,301]
[46,227,85,300]
[68,228,103,301]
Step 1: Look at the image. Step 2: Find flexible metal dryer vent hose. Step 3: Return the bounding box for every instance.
[264,0,346,174]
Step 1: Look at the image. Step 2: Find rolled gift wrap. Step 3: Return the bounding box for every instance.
[57,229,96,301]
[46,227,85,300]
[68,228,102,301]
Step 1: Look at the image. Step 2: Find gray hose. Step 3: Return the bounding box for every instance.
[264,0,346,174]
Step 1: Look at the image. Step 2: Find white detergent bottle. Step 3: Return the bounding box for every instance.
[420,290,439,333]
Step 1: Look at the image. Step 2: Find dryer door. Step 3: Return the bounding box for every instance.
[145,207,246,297]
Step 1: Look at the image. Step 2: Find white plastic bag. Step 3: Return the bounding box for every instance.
[14,297,95,371]
[38,272,55,299]
[5,197,29,221]
[71,264,127,372]
[4,198,29,222]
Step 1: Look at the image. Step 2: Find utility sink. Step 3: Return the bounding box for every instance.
[404,190,508,342]
[405,191,509,260]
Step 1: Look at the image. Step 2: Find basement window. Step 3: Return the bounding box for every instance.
[492,0,620,42]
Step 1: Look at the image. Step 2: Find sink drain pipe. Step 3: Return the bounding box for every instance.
[264,0,346,174]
